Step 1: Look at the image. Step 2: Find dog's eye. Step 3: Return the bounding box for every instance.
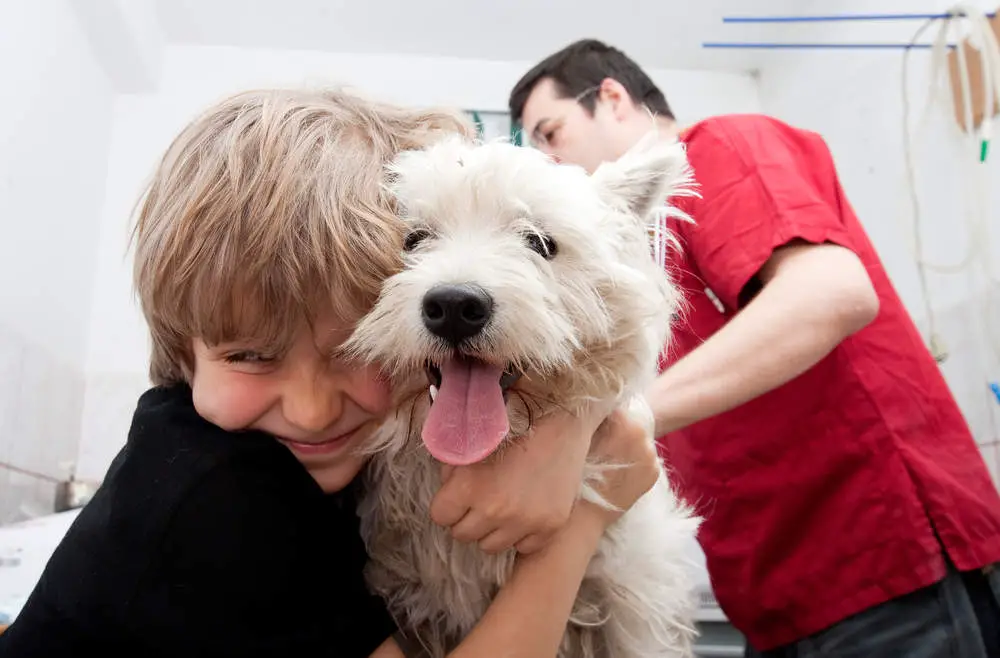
[403,229,431,252]
[524,232,557,259]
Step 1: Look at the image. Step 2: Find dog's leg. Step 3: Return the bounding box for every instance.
[574,394,701,658]
[592,473,700,657]
[623,392,657,439]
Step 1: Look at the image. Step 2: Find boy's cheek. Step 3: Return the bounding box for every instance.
[191,368,272,432]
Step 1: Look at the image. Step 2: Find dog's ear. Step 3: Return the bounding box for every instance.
[590,132,696,219]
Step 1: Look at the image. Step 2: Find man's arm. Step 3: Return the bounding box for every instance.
[648,241,880,436]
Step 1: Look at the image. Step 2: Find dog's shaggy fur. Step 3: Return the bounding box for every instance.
[346,133,702,658]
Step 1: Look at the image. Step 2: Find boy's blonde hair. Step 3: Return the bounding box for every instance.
[132,87,471,385]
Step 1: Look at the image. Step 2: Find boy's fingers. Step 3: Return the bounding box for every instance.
[449,511,494,544]
[430,475,470,528]
[478,528,522,555]
[430,495,469,528]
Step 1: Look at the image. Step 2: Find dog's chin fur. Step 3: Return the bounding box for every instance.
[347,133,703,658]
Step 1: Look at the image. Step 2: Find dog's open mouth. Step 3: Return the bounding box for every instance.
[425,362,521,397]
[421,357,522,466]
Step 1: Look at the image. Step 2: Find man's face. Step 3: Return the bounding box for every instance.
[519,78,633,174]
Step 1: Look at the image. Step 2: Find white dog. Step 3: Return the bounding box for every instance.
[346,132,701,658]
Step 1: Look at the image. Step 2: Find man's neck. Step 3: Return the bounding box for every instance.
[656,117,679,140]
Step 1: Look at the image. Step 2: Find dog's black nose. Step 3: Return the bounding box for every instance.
[422,284,494,344]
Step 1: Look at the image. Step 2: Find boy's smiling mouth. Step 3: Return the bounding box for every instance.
[275,428,361,455]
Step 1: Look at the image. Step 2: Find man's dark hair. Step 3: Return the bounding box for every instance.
[509,39,674,126]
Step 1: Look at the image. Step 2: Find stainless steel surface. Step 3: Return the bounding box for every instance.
[694,620,746,658]
[695,646,745,658]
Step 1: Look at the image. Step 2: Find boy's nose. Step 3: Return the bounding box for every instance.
[282,373,343,433]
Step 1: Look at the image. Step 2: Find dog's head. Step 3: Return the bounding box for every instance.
[347,133,694,465]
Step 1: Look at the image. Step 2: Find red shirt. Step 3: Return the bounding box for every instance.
[658,114,1000,650]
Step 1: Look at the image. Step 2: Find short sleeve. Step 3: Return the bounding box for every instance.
[679,117,859,310]
[127,459,396,658]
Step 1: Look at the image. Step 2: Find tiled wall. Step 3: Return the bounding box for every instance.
[0,325,85,525]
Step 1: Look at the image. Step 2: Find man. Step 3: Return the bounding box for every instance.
[509,38,1000,657]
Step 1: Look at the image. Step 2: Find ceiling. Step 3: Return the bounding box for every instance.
[153,0,846,73]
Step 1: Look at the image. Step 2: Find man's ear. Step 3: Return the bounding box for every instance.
[590,132,697,219]
[597,77,627,118]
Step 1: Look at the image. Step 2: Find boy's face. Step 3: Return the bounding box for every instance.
[189,310,391,493]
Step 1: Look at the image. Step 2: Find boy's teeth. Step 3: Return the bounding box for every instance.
[429,384,438,401]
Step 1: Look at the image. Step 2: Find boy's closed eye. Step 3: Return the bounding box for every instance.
[216,349,284,374]
[222,351,277,365]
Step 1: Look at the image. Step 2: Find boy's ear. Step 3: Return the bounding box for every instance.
[590,133,697,219]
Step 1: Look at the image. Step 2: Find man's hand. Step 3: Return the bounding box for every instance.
[429,400,614,555]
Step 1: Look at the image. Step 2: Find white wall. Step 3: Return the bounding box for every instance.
[75,44,763,481]
[756,0,1000,484]
[0,1,115,522]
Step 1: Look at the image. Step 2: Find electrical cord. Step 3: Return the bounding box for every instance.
[900,4,1000,371]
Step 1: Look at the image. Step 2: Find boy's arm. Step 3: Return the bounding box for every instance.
[0,458,391,658]
[375,409,658,658]
[130,460,396,658]
[372,504,609,658]
[0,588,102,655]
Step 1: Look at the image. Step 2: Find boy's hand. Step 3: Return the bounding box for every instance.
[429,402,614,555]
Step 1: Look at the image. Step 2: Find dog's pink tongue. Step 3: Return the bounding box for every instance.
[422,358,509,465]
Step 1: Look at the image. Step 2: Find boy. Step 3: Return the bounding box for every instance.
[0,87,660,657]
[509,39,1000,657]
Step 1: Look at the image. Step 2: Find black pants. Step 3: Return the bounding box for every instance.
[745,563,1000,658]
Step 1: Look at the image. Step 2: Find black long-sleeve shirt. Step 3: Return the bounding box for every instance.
[0,384,396,657]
